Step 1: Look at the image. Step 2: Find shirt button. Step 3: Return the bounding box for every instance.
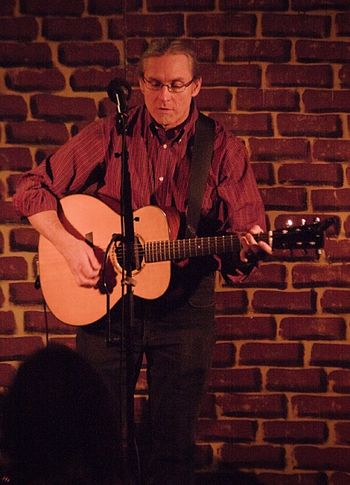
[162,144,167,149]
[159,177,164,182]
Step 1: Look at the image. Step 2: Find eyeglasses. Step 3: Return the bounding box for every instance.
[142,76,194,93]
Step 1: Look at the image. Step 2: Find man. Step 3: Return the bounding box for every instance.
[14,39,271,484]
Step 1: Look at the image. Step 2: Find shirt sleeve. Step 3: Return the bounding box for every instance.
[13,118,111,218]
[203,124,267,280]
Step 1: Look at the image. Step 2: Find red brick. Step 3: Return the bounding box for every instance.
[339,65,350,88]
[313,139,350,161]
[331,472,350,485]
[345,218,350,238]
[237,88,299,111]
[335,422,350,444]
[260,187,307,211]
[24,311,77,334]
[188,13,256,37]
[262,13,330,38]
[199,393,216,418]
[257,472,327,484]
[0,336,44,361]
[0,42,52,67]
[295,445,350,472]
[123,14,184,37]
[253,290,316,314]
[0,232,3,253]
[330,371,350,393]
[31,94,96,122]
[0,95,27,121]
[312,189,350,211]
[214,290,248,314]
[10,228,38,252]
[6,68,65,92]
[126,39,149,64]
[70,67,127,92]
[293,264,350,288]
[0,311,16,334]
[0,0,15,15]
[211,113,272,136]
[197,88,232,112]
[292,395,350,419]
[9,282,43,305]
[220,0,288,10]
[199,63,261,87]
[321,290,350,313]
[0,16,39,41]
[58,42,119,67]
[7,173,21,197]
[252,162,275,185]
[43,17,102,41]
[0,200,21,223]
[208,368,262,391]
[304,90,350,113]
[0,256,27,280]
[0,288,4,308]
[196,419,256,442]
[222,264,287,289]
[263,420,327,443]
[292,0,350,10]
[215,315,276,339]
[224,39,291,62]
[296,40,350,63]
[266,369,327,392]
[240,343,303,366]
[280,317,346,340]
[20,0,84,15]
[48,337,76,349]
[149,0,214,10]
[88,0,130,14]
[6,121,69,145]
[0,362,16,386]
[220,443,285,468]
[212,342,235,367]
[0,147,32,171]
[266,64,333,88]
[277,114,342,137]
[311,343,350,368]
[279,163,342,186]
[249,138,309,161]
[217,393,287,418]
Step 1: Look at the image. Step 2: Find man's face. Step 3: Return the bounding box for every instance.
[139,54,202,130]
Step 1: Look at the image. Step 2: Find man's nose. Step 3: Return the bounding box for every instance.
[158,85,172,100]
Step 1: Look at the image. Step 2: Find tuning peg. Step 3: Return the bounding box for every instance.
[313,217,320,223]
[286,219,293,227]
[301,218,306,225]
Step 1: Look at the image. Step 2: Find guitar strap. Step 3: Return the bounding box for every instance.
[186,113,215,237]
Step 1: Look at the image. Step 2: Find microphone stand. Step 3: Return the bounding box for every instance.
[107,81,140,485]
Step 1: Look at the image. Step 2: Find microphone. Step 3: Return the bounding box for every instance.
[107,78,132,114]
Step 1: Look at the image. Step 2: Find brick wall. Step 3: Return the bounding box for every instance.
[1,0,350,483]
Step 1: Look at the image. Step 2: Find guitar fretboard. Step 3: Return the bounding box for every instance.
[144,233,269,263]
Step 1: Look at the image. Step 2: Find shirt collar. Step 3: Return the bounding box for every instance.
[145,101,199,145]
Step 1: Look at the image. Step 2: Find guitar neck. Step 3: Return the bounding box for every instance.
[144,233,269,263]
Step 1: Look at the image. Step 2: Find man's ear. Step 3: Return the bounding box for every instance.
[191,77,202,98]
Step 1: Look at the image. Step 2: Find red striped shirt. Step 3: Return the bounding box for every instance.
[14,103,265,238]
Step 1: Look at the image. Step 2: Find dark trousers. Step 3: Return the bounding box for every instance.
[76,284,216,485]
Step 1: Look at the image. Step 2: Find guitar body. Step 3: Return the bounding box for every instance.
[38,195,171,326]
[38,194,334,326]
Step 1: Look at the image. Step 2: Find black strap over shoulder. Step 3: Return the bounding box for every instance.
[186,113,215,237]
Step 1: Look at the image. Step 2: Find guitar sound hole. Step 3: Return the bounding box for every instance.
[114,236,145,272]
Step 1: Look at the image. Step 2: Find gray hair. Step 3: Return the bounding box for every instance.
[138,39,200,79]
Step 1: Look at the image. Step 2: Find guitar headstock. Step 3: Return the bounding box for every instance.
[271,217,336,252]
